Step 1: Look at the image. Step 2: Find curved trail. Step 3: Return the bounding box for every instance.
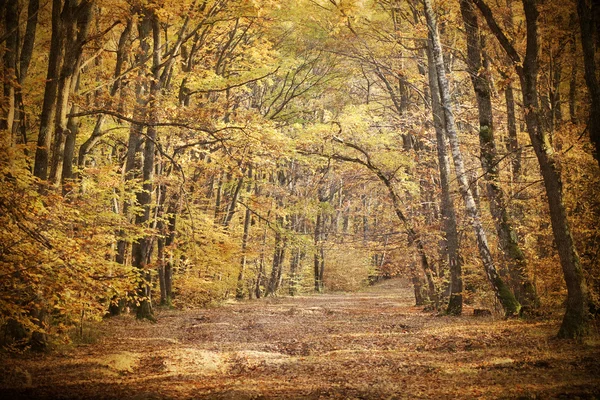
[2,279,599,399]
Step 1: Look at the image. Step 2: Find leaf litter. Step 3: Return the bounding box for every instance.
[1,278,599,399]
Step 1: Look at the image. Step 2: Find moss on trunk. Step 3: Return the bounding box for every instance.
[494,276,521,316]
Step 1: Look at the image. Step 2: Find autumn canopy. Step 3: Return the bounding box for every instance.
[0,0,599,352]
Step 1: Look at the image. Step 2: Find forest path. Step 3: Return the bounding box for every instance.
[2,278,600,399]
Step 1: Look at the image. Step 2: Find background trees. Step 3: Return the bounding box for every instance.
[1,0,598,348]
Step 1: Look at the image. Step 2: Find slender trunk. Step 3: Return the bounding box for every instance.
[521,0,589,337]
[1,0,18,134]
[33,0,64,180]
[267,219,286,296]
[460,0,537,308]
[569,13,577,125]
[236,167,253,299]
[255,219,268,299]
[19,0,40,83]
[157,236,167,304]
[505,83,521,177]
[223,175,244,227]
[49,0,92,185]
[578,0,600,166]
[214,172,224,222]
[424,0,520,316]
[472,0,590,335]
[61,103,79,184]
[289,215,301,296]
[131,119,156,320]
[427,36,462,315]
[314,211,323,292]
[116,15,151,266]
[132,12,166,321]
[551,63,562,128]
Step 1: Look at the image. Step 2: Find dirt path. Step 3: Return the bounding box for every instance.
[2,279,599,399]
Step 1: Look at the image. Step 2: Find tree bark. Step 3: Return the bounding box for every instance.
[424,0,520,316]
[48,0,92,185]
[266,218,286,296]
[569,13,577,125]
[473,0,590,336]
[33,0,65,180]
[578,0,600,166]
[1,0,18,134]
[223,175,244,227]
[460,0,537,308]
[314,211,323,292]
[236,167,253,299]
[505,83,521,177]
[426,36,462,315]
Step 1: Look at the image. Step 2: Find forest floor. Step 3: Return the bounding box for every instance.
[1,279,600,399]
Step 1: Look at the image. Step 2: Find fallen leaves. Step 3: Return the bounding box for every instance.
[2,279,599,399]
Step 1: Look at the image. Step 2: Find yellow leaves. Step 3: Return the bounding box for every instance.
[0,144,138,346]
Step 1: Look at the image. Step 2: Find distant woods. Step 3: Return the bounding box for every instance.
[0,0,598,350]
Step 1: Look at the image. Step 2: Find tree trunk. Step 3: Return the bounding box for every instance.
[505,83,521,177]
[472,0,590,336]
[116,14,151,266]
[578,0,600,166]
[267,219,286,296]
[569,13,577,125]
[236,168,253,299]
[424,0,520,316]
[131,119,157,321]
[426,36,462,315]
[223,175,244,227]
[48,0,92,185]
[1,0,18,134]
[314,211,323,292]
[460,0,537,308]
[19,0,40,83]
[522,0,589,337]
[61,103,80,184]
[33,0,65,181]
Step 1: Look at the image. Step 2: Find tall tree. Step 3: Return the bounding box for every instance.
[426,36,462,315]
[424,0,521,316]
[459,0,537,308]
[473,0,590,337]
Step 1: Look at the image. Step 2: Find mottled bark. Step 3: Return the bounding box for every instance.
[426,36,462,315]
[424,0,520,316]
[505,83,521,177]
[473,0,590,336]
[460,0,537,308]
